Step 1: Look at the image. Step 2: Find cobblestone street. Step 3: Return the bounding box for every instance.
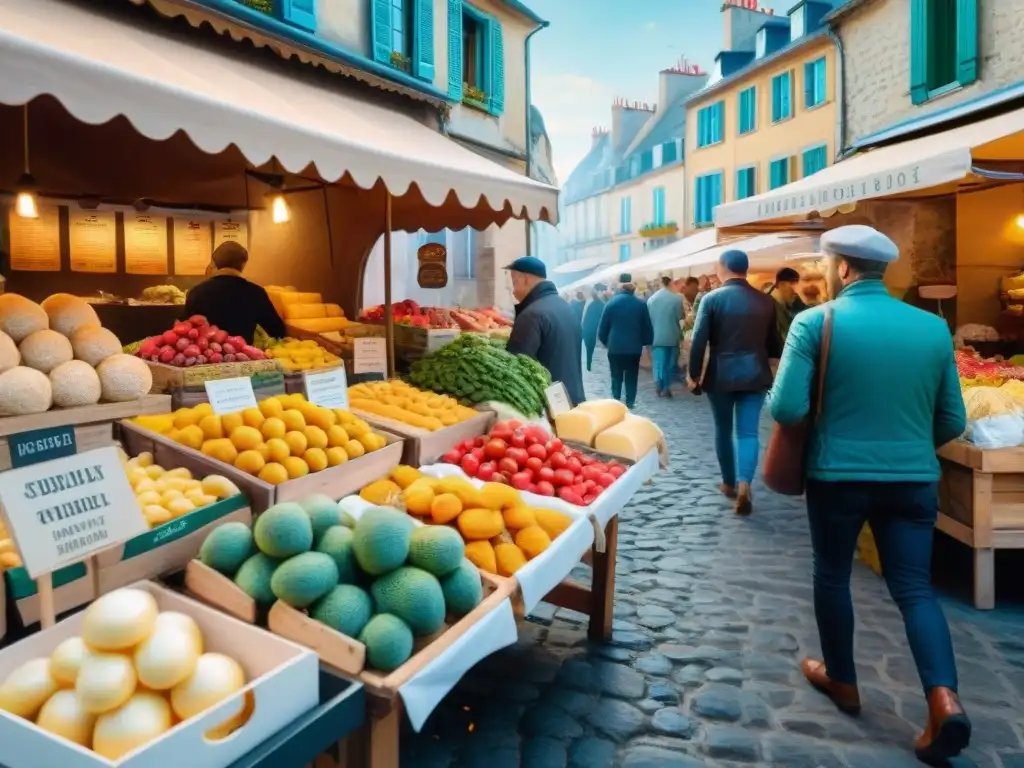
[401,358,1024,768]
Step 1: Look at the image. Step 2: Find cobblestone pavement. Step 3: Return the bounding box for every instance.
[401,357,1024,767]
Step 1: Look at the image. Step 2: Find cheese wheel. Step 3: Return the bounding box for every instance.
[76,652,137,714]
[134,623,201,691]
[82,588,158,651]
[36,689,97,746]
[50,636,90,687]
[153,612,204,652]
[575,399,629,430]
[0,658,59,719]
[593,414,664,462]
[170,653,245,721]
[92,691,173,760]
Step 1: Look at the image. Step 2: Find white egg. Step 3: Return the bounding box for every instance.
[82,588,158,651]
[76,652,137,714]
[50,636,89,687]
[92,691,172,760]
[0,658,59,719]
[134,624,200,691]
[170,653,245,721]
[35,689,96,746]
[153,612,204,652]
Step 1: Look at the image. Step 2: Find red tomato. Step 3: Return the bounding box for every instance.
[553,468,575,487]
[508,420,523,430]
[538,467,556,483]
[442,450,463,465]
[609,464,626,478]
[477,462,496,481]
[583,479,596,492]
[490,423,514,442]
[498,457,519,476]
[526,456,544,473]
[547,438,564,453]
[510,471,533,491]
[583,494,596,505]
[461,454,480,476]
[558,488,585,506]
[567,457,583,475]
[484,439,508,460]
[526,444,548,461]
[471,447,486,463]
[571,483,588,498]
[474,436,487,448]
[510,431,528,449]
[598,472,616,487]
[492,472,509,484]
[581,455,596,466]
[549,452,568,470]
[591,486,605,497]
[506,447,529,468]
[458,439,475,452]
[535,481,555,497]
[581,466,602,482]
[592,462,608,474]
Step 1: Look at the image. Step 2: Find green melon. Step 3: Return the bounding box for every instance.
[351,507,414,576]
[370,566,445,636]
[315,525,357,584]
[440,559,484,616]
[254,502,313,558]
[310,584,374,638]
[358,614,414,673]
[233,552,279,606]
[407,525,464,577]
[270,552,339,608]
[198,522,255,577]
[298,494,341,544]
[340,510,357,528]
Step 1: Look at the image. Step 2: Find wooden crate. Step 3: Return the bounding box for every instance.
[350,410,494,466]
[937,440,1024,609]
[0,396,171,471]
[146,358,282,392]
[118,421,404,514]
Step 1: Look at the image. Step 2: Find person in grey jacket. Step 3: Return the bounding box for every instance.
[505,257,586,406]
[688,249,782,515]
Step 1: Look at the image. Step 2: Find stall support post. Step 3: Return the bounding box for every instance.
[383,193,396,378]
[588,516,618,642]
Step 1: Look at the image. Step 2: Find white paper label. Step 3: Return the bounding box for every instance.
[545,382,572,417]
[0,447,145,579]
[353,338,388,374]
[304,367,349,409]
[204,376,258,415]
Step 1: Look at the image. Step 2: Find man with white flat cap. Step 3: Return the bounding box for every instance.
[770,224,969,764]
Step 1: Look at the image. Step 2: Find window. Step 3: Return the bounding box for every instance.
[661,139,680,164]
[735,166,757,200]
[619,243,631,263]
[769,158,791,189]
[620,197,631,234]
[640,150,654,174]
[771,71,793,122]
[789,4,806,40]
[696,102,725,148]
[462,11,483,89]
[449,3,506,115]
[652,187,666,226]
[694,173,723,226]
[450,229,478,279]
[738,86,757,135]
[804,57,827,108]
[910,0,978,104]
[802,145,828,177]
[371,0,433,80]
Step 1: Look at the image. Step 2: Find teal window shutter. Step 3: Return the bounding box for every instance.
[653,187,665,225]
[281,0,316,31]
[371,0,393,64]
[771,74,792,121]
[488,16,505,115]
[738,87,756,134]
[769,159,789,189]
[909,0,929,104]
[619,243,631,263]
[956,0,978,86]
[802,145,828,176]
[803,61,814,107]
[413,0,435,81]
[781,72,791,118]
[447,0,463,100]
[736,167,755,200]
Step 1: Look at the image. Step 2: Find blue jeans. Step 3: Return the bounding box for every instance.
[806,480,958,693]
[706,390,766,486]
[651,346,679,392]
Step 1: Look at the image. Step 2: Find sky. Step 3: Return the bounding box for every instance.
[527,0,734,183]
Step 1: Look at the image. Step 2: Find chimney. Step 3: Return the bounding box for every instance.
[611,97,656,152]
[658,58,711,109]
[591,127,609,148]
[721,0,775,53]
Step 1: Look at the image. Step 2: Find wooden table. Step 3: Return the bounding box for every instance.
[937,441,1024,609]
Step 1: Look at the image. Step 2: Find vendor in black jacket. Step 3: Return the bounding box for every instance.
[182,242,286,344]
[504,257,586,406]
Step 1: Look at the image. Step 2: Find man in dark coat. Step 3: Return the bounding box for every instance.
[581,283,607,372]
[505,257,586,406]
[598,273,654,408]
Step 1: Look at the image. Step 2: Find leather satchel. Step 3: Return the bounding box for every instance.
[762,307,833,496]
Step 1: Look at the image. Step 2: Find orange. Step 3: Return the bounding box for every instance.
[303,448,328,473]
[282,456,310,479]
[346,419,370,439]
[403,485,435,516]
[258,462,289,485]
[281,409,306,432]
[258,397,284,419]
[234,450,266,475]
[230,426,263,451]
[284,431,308,456]
[201,438,237,465]
[172,409,201,430]
[222,412,244,434]
[303,426,329,451]
[357,433,382,453]
[306,407,336,431]
[430,493,463,524]
[325,447,349,467]
[176,425,205,451]
[198,414,224,441]
[344,439,366,460]
[255,442,271,461]
[266,437,291,463]
[261,417,286,441]
[326,425,350,447]
[242,407,265,429]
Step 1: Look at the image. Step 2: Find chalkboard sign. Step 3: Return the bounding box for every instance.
[417,243,448,289]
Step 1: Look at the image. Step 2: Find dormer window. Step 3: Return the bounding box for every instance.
[756,29,767,59]
[790,4,806,40]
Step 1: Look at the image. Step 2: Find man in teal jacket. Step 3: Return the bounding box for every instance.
[770,225,969,764]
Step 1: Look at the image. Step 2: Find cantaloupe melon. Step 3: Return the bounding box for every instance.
[40,293,100,337]
[96,354,152,402]
[0,366,53,416]
[0,331,19,373]
[0,294,48,343]
[49,360,102,408]
[19,329,74,373]
[71,325,122,367]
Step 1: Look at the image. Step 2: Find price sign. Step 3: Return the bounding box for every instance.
[304,367,349,409]
[354,338,388,375]
[544,382,572,417]
[0,446,145,579]
[8,426,78,469]
[204,376,258,415]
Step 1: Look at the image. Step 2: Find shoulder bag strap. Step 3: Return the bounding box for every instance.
[814,307,833,423]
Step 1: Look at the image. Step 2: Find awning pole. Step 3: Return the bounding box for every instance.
[383,191,395,378]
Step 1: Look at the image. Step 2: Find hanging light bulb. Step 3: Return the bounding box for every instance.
[1015,213,1024,230]
[16,106,38,218]
[15,188,38,219]
[270,193,290,224]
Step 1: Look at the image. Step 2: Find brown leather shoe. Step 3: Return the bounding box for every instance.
[914,687,971,765]
[720,483,737,499]
[735,482,753,516]
[800,658,861,715]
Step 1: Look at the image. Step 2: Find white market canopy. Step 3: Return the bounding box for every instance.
[0,0,558,224]
[715,106,1024,228]
[660,233,819,274]
[551,254,615,275]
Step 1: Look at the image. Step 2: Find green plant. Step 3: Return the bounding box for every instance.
[390,51,411,72]
[639,221,679,237]
[238,0,273,14]
[463,85,488,105]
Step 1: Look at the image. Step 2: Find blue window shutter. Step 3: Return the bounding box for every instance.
[281,0,317,32]
[447,0,463,99]
[370,0,392,64]
[803,62,814,107]
[626,198,631,231]
[771,76,780,120]
[816,59,826,103]
[413,0,435,81]
[782,73,791,117]
[488,16,506,115]
[956,0,978,86]
[909,0,928,104]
